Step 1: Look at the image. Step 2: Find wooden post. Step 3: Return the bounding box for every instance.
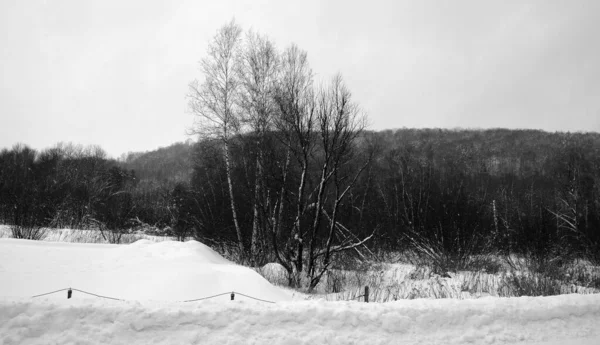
[364,286,369,303]
[231,292,235,301]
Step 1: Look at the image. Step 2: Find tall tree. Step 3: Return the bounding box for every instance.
[237,30,280,263]
[273,44,316,285]
[188,20,245,255]
[305,75,371,289]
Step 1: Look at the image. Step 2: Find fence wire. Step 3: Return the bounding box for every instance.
[31,287,277,304]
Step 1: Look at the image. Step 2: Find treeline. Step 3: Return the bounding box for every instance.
[0,143,137,232]
[366,128,600,263]
[0,141,194,239]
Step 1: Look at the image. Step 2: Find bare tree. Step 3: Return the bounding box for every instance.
[272,44,317,286]
[237,30,280,263]
[188,19,245,255]
[271,49,372,289]
[305,75,372,290]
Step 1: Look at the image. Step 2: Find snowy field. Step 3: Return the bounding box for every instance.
[1,236,600,344]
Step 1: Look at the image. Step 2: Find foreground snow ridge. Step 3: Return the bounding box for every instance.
[1,294,600,345]
[2,238,600,344]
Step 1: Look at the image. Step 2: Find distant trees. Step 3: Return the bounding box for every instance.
[0,143,136,242]
[372,129,600,268]
[0,145,46,239]
[120,141,193,183]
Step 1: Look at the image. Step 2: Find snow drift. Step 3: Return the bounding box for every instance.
[0,238,290,302]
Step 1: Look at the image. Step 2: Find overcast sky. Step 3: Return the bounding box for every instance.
[1,0,599,157]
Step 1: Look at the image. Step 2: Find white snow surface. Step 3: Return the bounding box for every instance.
[2,294,600,344]
[0,238,290,302]
[1,238,600,344]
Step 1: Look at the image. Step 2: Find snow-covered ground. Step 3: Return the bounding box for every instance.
[1,237,600,344]
[2,291,600,344]
[0,238,291,302]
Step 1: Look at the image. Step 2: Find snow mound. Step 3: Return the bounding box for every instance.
[1,294,600,344]
[259,262,289,286]
[0,238,290,302]
[107,239,232,264]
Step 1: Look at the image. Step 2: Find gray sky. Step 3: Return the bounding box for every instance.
[1,0,599,157]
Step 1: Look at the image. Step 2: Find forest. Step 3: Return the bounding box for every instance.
[1,21,599,291]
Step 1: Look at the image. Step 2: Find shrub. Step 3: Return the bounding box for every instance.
[10,225,48,240]
[406,231,501,275]
[499,272,563,297]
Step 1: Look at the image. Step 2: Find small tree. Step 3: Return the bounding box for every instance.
[169,183,197,241]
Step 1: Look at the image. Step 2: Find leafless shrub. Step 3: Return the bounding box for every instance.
[499,272,563,297]
[406,231,502,275]
[10,224,48,240]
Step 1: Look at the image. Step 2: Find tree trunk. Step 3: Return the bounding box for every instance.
[224,140,244,256]
[251,154,263,264]
[306,164,328,287]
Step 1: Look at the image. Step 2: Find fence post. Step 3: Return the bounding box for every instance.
[231,292,235,301]
[67,288,72,299]
[364,286,369,303]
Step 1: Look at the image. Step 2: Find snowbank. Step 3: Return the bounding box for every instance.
[0,238,290,302]
[2,238,600,344]
[1,294,600,344]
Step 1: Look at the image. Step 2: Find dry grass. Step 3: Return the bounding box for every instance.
[255,254,600,302]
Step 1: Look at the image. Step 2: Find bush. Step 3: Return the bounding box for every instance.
[406,232,502,275]
[500,251,600,296]
[11,225,48,240]
[500,272,563,297]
